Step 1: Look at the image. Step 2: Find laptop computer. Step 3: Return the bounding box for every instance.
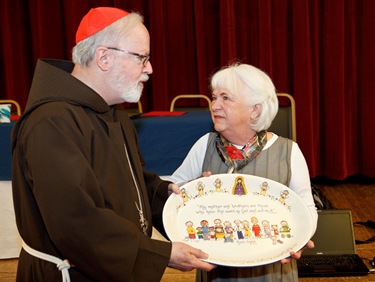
[297,209,370,277]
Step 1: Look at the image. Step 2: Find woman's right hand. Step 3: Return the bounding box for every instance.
[188,171,212,183]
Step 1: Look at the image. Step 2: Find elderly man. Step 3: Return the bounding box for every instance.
[11,7,214,281]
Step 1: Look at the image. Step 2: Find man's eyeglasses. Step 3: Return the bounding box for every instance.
[107,47,150,66]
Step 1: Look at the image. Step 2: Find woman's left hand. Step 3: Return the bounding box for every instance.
[280,240,314,264]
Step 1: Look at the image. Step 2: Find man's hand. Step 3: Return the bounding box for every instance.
[281,240,315,264]
[168,183,180,195]
[168,242,216,272]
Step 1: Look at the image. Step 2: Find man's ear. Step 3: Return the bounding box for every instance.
[95,47,110,71]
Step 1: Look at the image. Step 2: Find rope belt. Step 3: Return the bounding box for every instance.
[22,241,71,282]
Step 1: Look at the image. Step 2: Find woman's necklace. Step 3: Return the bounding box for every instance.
[123,143,148,236]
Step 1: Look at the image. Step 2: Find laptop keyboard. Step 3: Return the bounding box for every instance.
[298,255,357,266]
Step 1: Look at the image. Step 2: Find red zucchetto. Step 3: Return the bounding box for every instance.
[76,7,129,44]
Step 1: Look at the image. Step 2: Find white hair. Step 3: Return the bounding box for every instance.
[211,63,279,131]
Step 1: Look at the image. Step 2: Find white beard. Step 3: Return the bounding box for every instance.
[112,73,149,103]
[120,80,144,103]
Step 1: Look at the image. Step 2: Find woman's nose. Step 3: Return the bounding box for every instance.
[211,99,221,111]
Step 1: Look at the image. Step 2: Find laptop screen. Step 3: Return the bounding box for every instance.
[303,210,356,255]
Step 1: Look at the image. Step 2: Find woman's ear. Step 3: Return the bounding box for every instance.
[251,104,262,119]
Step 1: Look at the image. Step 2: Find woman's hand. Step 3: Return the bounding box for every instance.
[280,240,315,264]
[186,171,213,183]
[201,171,212,177]
[167,172,212,195]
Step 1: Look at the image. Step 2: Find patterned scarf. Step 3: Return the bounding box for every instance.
[215,130,267,173]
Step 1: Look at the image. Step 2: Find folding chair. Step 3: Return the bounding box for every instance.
[170,94,212,111]
[0,99,22,116]
[268,93,296,141]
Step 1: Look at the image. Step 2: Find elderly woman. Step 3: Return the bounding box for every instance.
[170,63,317,281]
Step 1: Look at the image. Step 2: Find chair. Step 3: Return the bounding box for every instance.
[268,93,296,141]
[121,101,143,117]
[137,101,143,113]
[0,99,22,116]
[170,94,212,112]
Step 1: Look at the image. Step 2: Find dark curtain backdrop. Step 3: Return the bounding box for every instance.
[1,0,374,180]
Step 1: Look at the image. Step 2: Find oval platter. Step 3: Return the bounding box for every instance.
[162,173,313,267]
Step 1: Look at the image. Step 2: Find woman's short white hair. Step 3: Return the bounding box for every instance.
[210,63,279,131]
[72,12,143,67]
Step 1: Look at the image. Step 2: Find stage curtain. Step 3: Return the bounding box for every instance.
[1,0,374,180]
